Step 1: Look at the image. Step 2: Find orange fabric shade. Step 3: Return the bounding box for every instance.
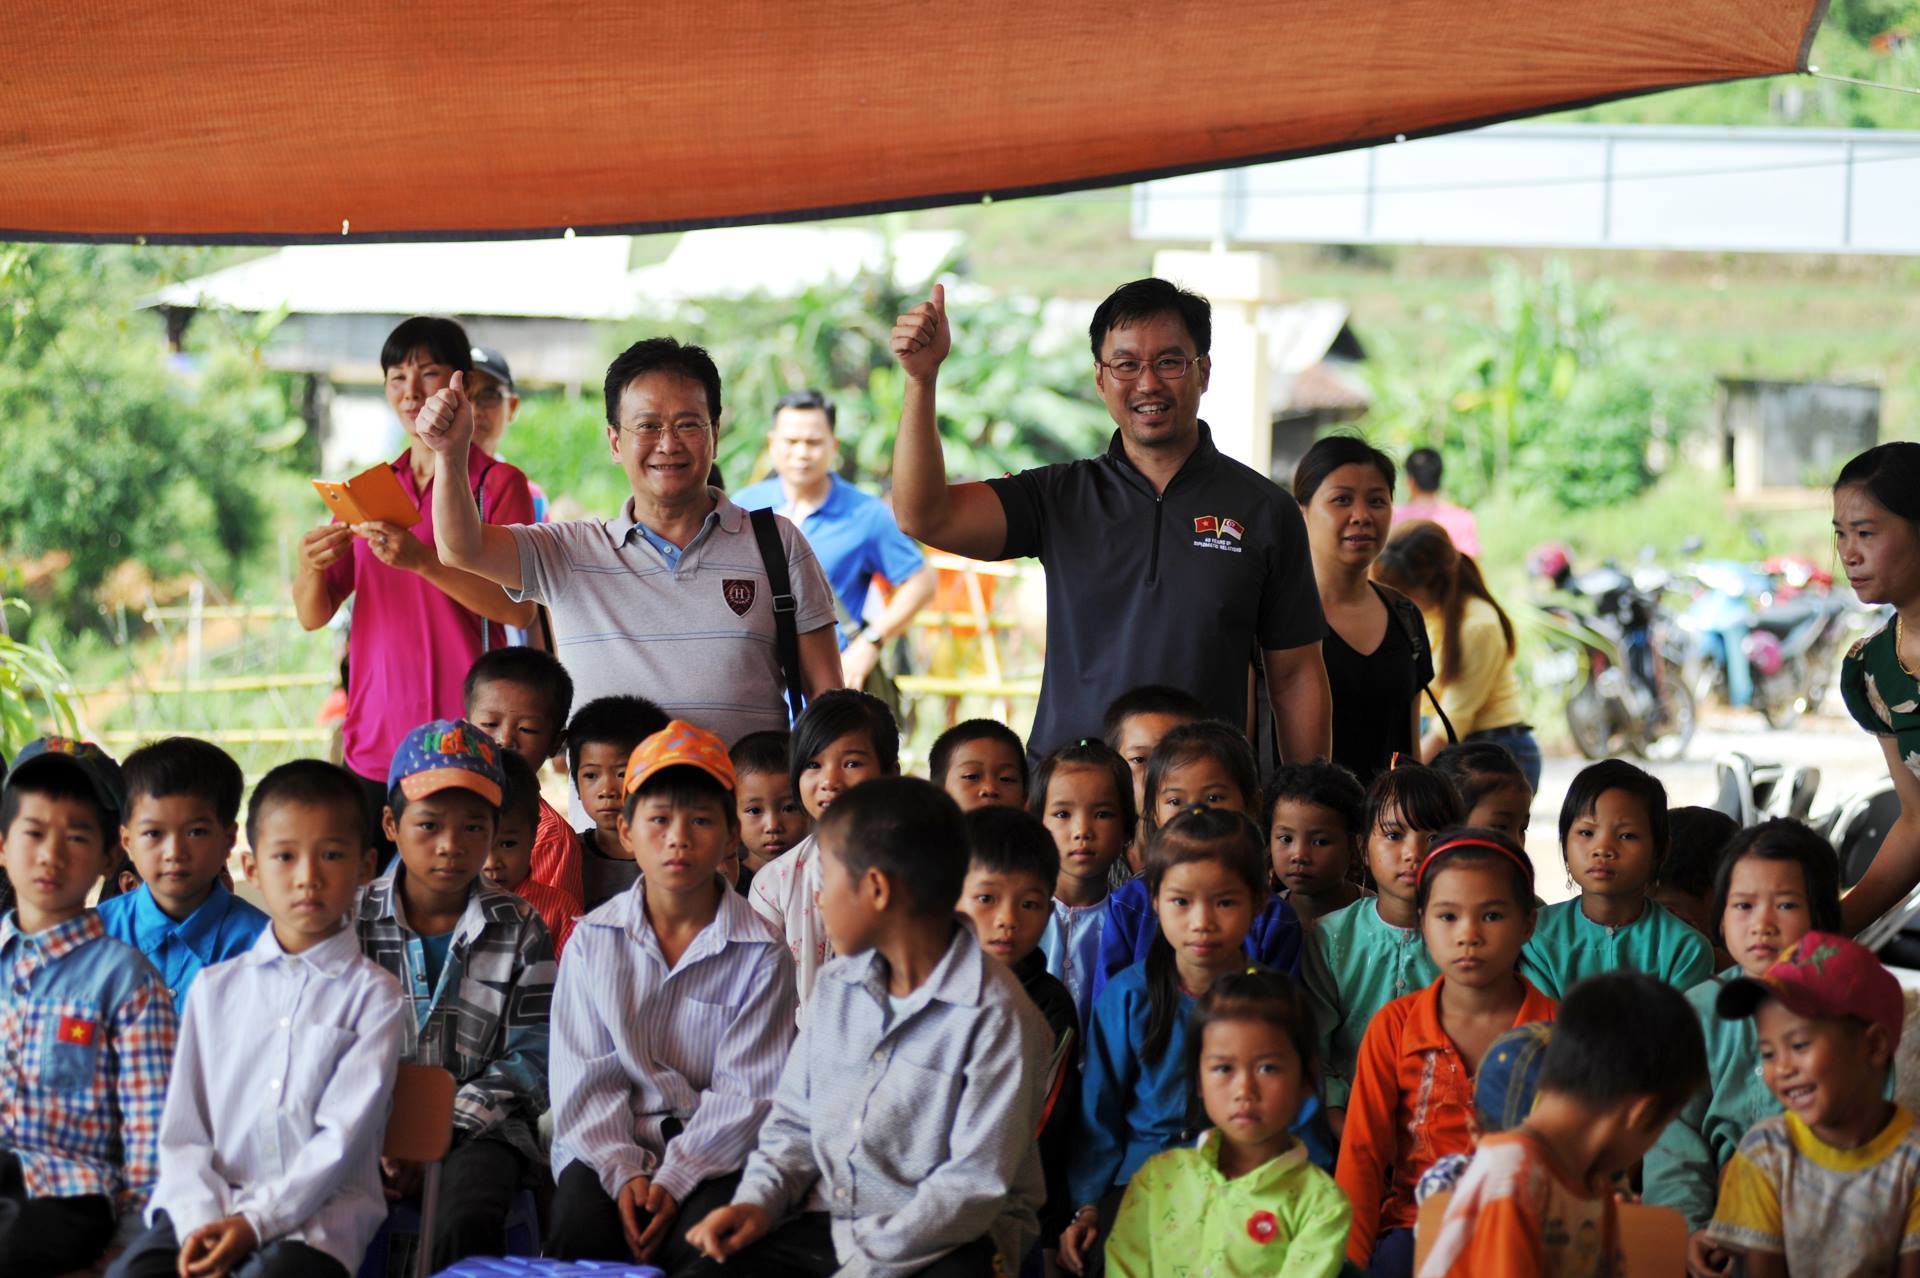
[3,2,1827,244]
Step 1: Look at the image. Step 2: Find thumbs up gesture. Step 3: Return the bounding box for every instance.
[415,370,473,455]
[890,283,951,382]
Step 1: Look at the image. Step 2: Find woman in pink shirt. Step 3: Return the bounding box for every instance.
[292,317,536,836]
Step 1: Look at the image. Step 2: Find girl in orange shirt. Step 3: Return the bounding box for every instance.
[1334,828,1555,1277]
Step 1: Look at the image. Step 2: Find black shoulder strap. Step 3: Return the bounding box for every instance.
[750,507,806,720]
[1377,582,1457,746]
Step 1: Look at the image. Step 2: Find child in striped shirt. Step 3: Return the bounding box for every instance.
[547,721,796,1275]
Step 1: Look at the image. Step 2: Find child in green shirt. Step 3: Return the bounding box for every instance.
[1644,821,1844,1240]
[1521,760,1713,1000]
[1104,970,1349,1278]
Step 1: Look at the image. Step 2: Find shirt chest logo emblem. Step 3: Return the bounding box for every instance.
[1191,514,1245,553]
[57,1015,96,1046]
[722,579,756,616]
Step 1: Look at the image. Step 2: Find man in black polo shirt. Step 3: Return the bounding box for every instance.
[888,277,1331,760]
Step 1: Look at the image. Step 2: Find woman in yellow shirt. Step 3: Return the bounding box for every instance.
[1375,520,1540,790]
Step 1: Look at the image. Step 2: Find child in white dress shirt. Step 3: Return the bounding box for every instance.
[547,721,797,1278]
[109,761,407,1278]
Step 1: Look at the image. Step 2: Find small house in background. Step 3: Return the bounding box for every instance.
[1716,376,1879,499]
[1262,300,1370,487]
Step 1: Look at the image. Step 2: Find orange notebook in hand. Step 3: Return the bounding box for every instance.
[312,464,421,529]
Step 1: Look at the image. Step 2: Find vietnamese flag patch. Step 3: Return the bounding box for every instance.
[57,1016,96,1046]
[1193,516,1218,535]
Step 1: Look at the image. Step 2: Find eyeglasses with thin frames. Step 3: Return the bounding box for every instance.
[1098,354,1205,381]
[620,422,713,442]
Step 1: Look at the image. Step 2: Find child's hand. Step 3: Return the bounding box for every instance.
[380,1156,425,1201]
[634,1181,679,1260]
[685,1203,772,1262]
[1686,1230,1733,1277]
[299,524,354,573]
[177,1215,257,1278]
[355,522,432,574]
[1057,1207,1100,1275]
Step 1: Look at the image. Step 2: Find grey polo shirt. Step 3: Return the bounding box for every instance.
[506,490,835,745]
[986,423,1325,756]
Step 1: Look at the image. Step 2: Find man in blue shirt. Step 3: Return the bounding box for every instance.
[733,389,936,688]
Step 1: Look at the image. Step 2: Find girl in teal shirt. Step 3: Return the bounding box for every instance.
[1644,821,1844,1267]
[1521,760,1714,1000]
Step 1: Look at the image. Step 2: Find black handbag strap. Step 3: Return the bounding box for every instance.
[749,507,807,720]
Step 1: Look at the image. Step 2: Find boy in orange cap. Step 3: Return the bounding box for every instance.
[547,721,798,1274]
[1699,932,1920,1278]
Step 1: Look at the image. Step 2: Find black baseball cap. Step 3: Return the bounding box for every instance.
[4,737,128,822]
[469,346,515,393]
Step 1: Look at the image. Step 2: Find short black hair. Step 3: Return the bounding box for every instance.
[1364,763,1465,840]
[1028,738,1137,834]
[1663,806,1740,897]
[1143,721,1260,833]
[624,764,739,827]
[380,316,473,376]
[773,388,837,431]
[245,759,369,850]
[790,690,900,795]
[121,736,245,827]
[1539,972,1708,1115]
[1431,741,1530,813]
[1707,818,1844,938]
[963,806,1059,886]
[464,647,575,731]
[1415,826,1536,914]
[1088,278,1212,362]
[1291,434,1398,505]
[603,337,723,427]
[497,750,542,833]
[1406,446,1444,493]
[1,763,114,848]
[1264,761,1365,841]
[1101,683,1207,750]
[566,695,670,780]
[818,777,967,919]
[729,730,792,780]
[1559,759,1671,872]
[929,719,1028,790]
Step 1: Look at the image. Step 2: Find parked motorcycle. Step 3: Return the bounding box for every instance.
[1676,551,1874,729]
[1528,547,1696,761]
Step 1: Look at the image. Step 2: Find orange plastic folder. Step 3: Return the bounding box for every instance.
[313,464,421,529]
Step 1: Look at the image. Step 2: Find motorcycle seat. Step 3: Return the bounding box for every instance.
[1753,599,1822,637]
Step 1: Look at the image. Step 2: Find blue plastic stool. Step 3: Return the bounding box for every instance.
[357,1188,541,1278]
[432,1261,663,1278]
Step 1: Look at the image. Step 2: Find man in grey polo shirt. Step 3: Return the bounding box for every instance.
[889,277,1331,760]
[417,337,844,743]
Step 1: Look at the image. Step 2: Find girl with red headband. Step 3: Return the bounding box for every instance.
[1335,828,1555,1277]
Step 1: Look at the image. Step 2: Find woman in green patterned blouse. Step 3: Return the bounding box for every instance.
[1834,442,1920,933]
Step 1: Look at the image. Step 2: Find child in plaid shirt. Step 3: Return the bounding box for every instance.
[0,738,178,1276]
[355,720,556,1272]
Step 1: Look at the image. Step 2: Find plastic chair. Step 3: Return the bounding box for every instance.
[1413,1188,1689,1275]
[356,1065,539,1278]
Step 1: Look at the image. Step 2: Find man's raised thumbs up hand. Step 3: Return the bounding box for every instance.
[890,282,951,382]
[415,370,474,455]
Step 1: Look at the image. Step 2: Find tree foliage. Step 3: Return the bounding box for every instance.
[1363,258,1713,512]
[0,245,302,627]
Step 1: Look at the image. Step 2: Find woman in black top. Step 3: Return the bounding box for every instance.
[1293,437,1435,785]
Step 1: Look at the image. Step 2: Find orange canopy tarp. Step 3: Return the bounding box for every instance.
[3,2,1827,244]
